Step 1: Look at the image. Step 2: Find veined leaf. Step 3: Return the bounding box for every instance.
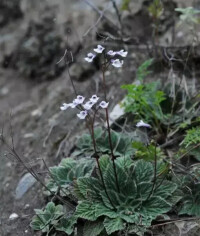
[83,219,104,236]
[95,203,118,218]
[55,215,77,235]
[104,162,127,193]
[141,196,171,218]
[154,181,177,198]
[75,201,98,221]
[103,217,125,235]
[134,160,154,183]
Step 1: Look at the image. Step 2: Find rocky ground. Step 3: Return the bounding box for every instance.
[0,0,200,235]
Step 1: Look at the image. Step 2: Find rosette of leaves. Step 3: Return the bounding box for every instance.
[72,127,134,158]
[30,202,77,235]
[74,156,178,236]
[45,158,95,196]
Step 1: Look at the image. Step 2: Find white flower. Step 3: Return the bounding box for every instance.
[69,101,78,108]
[74,95,85,104]
[9,213,19,220]
[136,120,151,128]
[116,49,128,57]
[60,103,70,111]
[83,101,95,110]
[111,59,124,68]
[60,100,78,110]
[85,53,96,62]
[94,45,105,53]
[77,110,87,119]
[107,50,116,56]
[99,101,109,109]
[90,94,99,103]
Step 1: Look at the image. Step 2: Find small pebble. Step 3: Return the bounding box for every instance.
[24,204,30,209]
[15,173,36,200]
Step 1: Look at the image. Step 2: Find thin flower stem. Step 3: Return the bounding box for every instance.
[105,108,120,193]
[67,65,78,97]
[101,67,120,193]
[102,67,107,101]
[89,113,116,210]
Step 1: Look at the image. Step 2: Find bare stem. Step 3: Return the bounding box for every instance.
[101,68,120,193]
[89,114,116,209]
[105,108,120,193]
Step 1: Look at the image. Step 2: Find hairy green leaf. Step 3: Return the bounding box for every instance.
[30,202,64,233]
[55,215,77,235]
[134,160,154,183]
[76,201,98,221]
[83,219,104,236]
[141,196,171,218]
[103,217,125,235]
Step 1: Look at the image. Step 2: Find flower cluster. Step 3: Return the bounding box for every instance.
[84,45,127,68]
[60,95,109,119]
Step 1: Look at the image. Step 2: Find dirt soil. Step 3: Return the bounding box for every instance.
[0,0,200,236]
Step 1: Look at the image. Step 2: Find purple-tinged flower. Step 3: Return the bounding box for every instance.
[77,110,88,119]
[116,49,128,57]
[94,45,105,53]
[74,95,85,105]
[90,94,99,103]
[85,53,96,62]
[99,101,109,109]
[111,59,124,68]
[107,50,116,56]
[83,101,95,110]
[136,120,151,128]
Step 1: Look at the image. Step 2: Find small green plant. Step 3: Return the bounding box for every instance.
[31,202,77,235]
[72,127,134,158]
[148,0,163,20]
[121,0,131,11]
[121,81,166,129]
[175,7,200,25]
[121,59,167,131]
[45,157,95,196]
[31,202,68,233]
[132,141,166,161]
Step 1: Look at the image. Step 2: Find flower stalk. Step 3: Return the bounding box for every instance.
[102,67,120,193]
